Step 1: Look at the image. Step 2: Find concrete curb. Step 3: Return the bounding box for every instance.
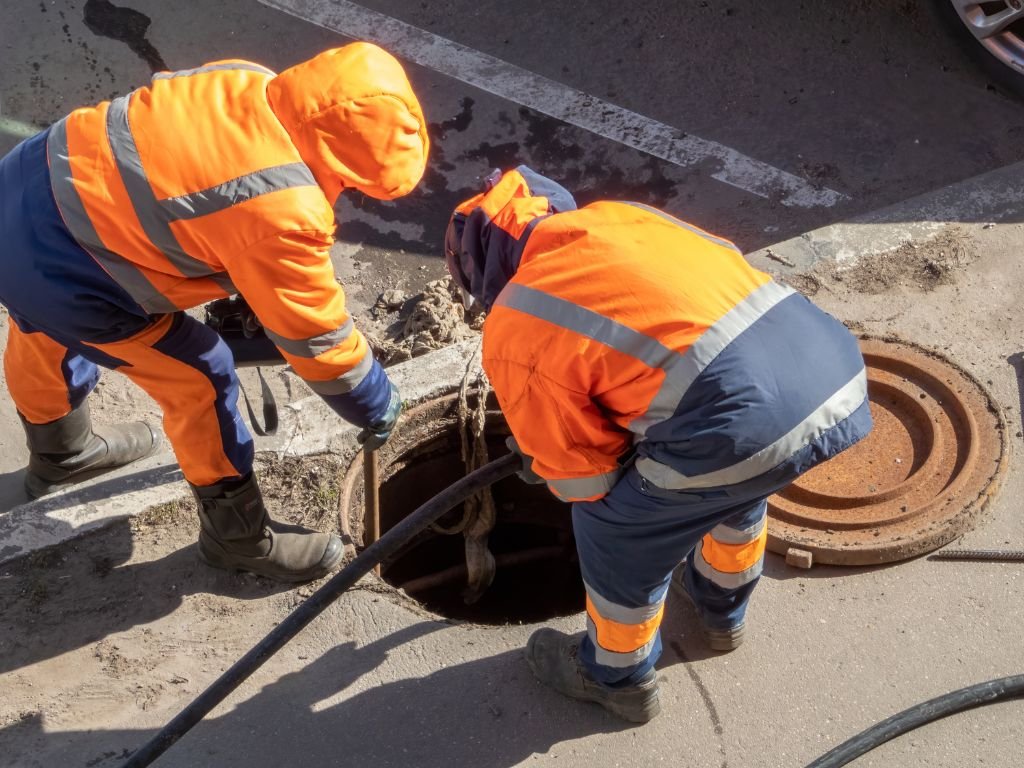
[746,159,1024,274]
[0,339,481,566]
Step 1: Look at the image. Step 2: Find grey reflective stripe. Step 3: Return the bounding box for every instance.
[621,202,742,253]
[547,468,622,501]
[632,281,796,434]
[496,284,677,371]
[588,619,659,668]
[495,281,796,438]
[584,581,662,624]
[636,368,868,490]
[158,163,317,220]
[107,95,217,280]
[46,119,178,315]
[265,318,355,359]
[709,513,767,545]
[210,273,238,296]
[152,62,274,80]
[303,349,375,396]
[693,544,763,589]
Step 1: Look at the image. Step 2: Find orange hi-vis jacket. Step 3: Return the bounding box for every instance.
[452,170,868,505]
[45,43,428,396]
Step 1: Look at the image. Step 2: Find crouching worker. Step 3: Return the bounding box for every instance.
[0,43,429,583]
[443,168,872,722]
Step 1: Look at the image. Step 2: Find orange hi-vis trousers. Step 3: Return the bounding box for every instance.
[5,314,253,487]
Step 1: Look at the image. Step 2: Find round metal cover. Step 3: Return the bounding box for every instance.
[767,336,1007,566]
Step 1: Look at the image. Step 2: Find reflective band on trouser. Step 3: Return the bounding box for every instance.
[494,281,795,438]
[264,318,355,359]
[303,348,376,395]
[151,62,274,81]
[46,119,178,315]
[636,367,868,490]
[694,512,768,590]
[546,467,622,502]
[584,581,665,669]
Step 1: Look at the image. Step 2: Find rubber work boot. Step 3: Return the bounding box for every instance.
[672,569,745,652]
[21,402,158,499]
[192,473,344,583]
[525,628,661,723]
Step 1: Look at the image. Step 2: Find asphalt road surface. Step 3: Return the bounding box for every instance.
[2,0,1023,293]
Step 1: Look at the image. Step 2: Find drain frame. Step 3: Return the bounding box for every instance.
[767,336,1008,567]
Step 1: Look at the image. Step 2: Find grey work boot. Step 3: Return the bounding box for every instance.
[192,473,344,583]
[525,628,661,723]
[672,569,745,652]
[21,402,158,499]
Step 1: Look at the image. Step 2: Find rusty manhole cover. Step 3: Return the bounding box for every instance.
[768,336,1007,567]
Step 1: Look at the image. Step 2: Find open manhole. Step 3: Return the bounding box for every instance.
[340,392,584,624]
[768,336,1007,567]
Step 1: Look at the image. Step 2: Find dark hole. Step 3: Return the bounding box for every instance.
[373,430,585,624]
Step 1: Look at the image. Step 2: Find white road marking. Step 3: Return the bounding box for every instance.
[0,116,40,140]
[258,0,847,208]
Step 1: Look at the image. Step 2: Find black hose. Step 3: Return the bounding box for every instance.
[806,673,1024,767]
[122,452,519,768]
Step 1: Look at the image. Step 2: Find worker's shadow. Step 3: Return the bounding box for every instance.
[0,511,295,676]
[2,623,629,768]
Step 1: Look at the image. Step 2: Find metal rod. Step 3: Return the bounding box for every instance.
[395,545,567,593]
[929,549,1024,562]
[363,447,381,575]
[122,453,519,768]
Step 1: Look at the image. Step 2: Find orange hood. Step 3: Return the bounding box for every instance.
[267,43,429,203]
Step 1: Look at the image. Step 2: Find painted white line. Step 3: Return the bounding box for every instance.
[258,0,847,208]
[0,116,41,140]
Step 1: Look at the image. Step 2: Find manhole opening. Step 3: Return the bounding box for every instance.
[343,394,585,624]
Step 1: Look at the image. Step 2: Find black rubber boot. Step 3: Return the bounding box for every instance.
[21,402,158,499]
[525,628,661,723]
[192,473,344,583]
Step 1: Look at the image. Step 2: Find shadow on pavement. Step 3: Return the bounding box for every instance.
[1,626,629,768]
[0,467,28,513]
[0,516,293,676]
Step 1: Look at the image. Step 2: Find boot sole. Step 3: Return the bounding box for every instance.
[197,538,345,584]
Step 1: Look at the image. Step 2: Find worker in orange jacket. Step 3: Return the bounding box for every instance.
[444,168,872,722]
[0,43,428,583]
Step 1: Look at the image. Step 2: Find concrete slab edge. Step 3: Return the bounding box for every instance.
[747,159,1024,274]
[0,339,482,566]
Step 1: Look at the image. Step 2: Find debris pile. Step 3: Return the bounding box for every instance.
[372,279,482,364]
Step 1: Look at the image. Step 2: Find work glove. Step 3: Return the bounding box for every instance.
[505,436,545,485]
[357,381,402,452]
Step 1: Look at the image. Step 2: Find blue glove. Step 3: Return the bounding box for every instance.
[357,380,402,451]
[318,358,401,449]
[505,436,545,485]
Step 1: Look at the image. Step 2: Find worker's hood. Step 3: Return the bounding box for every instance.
[267,43,429,204]
[444,166,576,311]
